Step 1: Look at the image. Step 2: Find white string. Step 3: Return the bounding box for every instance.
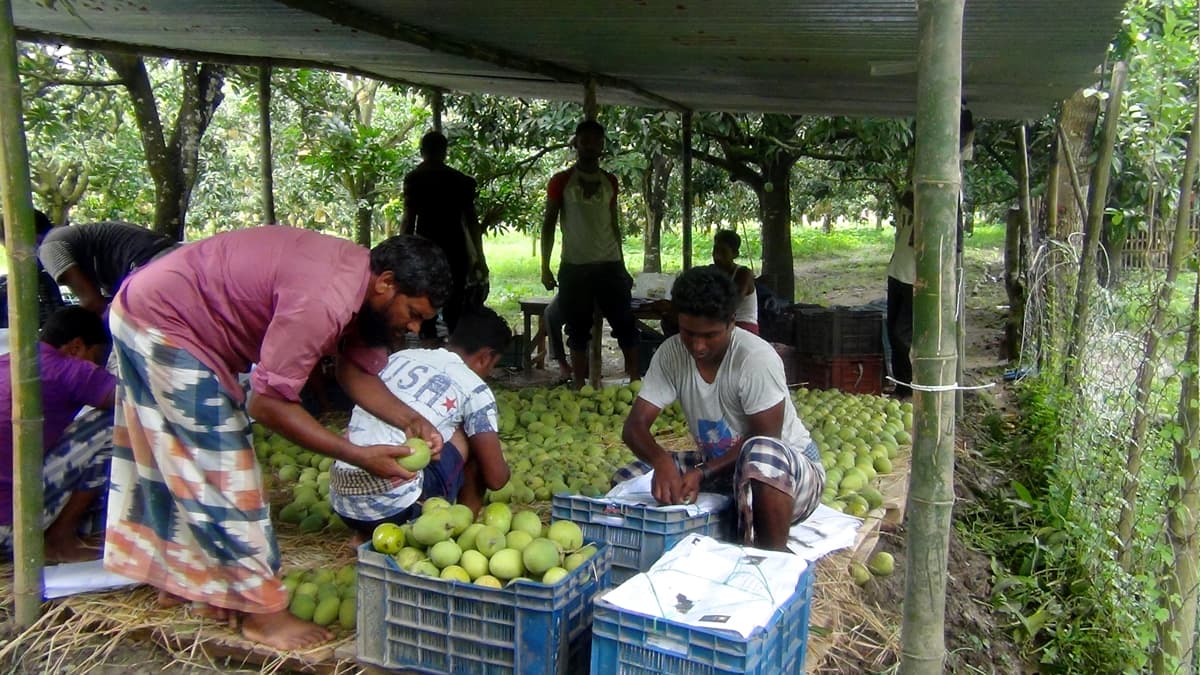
[885,375,995,392]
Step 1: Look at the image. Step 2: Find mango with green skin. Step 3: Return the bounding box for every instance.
[399,438,432,472]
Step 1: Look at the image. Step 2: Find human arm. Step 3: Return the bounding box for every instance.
[57,265,109,314]
[466,430,510,490]
[247,393,416,480]
[540,197,560,290]
[733,265,755,299]
[336,355,444,454]
[399,178,416,235]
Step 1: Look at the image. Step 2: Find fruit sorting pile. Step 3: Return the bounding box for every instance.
[282,564,358,629]
[370,499,597,587]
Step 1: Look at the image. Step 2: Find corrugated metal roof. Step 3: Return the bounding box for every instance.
[13,0,1125,119]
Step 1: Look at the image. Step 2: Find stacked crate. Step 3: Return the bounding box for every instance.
[792,306,885,394]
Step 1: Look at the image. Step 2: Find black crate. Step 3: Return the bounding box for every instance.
[793,306,883,356]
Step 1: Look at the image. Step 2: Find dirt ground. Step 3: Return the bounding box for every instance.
[1,244,1023,674]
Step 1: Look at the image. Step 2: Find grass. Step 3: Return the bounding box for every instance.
[483,221,1009,328]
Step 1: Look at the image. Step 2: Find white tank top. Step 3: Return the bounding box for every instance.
[727,265,758,325]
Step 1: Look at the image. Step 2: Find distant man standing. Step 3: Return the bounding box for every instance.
[886,190,915,399]
[541,120,639,385]
[34,210,178,315]
[402,131,487,341]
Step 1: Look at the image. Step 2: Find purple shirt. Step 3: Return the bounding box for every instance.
[116,226,386,404]
[0,342,116,525]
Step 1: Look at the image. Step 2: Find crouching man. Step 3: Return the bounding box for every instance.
[0,307,116,562]
[329,307,512,541]
[616,267,825,550]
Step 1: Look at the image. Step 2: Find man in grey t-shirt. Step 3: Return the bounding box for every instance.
[35,211,177,314]
[616,266,825,550]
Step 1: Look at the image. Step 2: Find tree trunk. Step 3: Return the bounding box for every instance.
[1116,103,1200,569]
[258,65,277,225]
[899,1,963,673]
[641,153,672,273]
[1098,211,1125,287]
[1156,270,1200,675]
[30,158,86,226]
[757,156,795,302]
[1003,208,1026,361]
[355,203,373,248]
[1065,63,1127,390]
[0,0,46,626]
[1053,89,1101,239]
[822,210,833,234]
[104,54,226,241]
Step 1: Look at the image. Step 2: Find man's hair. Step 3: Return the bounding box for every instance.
[574,119,605,138]
[0,209,55,241]
[420,131,448,158]
[671,266,739,323]
[713,229,741,255]
[449,306,512,355]
[40,306,109,348]
[369,235,453,308]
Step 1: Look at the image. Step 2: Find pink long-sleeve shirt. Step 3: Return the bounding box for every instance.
[116,226,386,403]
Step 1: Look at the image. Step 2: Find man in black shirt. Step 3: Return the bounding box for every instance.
[401,131,487,341]
[35,210,178,315]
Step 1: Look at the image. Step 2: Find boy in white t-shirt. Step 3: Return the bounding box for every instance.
[616,267,825,550]
[329,308,512,540]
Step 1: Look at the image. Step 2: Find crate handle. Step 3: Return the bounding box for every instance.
[853,362,864,388]
[644,630,689,657]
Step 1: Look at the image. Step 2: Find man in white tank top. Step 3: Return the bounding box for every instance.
[711,229,759,334]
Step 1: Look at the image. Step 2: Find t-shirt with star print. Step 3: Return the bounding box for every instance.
[345,347,499,450]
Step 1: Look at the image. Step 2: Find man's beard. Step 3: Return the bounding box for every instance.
[357,301,394,347]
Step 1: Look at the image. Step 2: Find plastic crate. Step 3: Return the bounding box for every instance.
[797,353,884,395]
[356,539,613,674]
[551,495,731,584]
[590,563,815,674]
[794,306,883,356]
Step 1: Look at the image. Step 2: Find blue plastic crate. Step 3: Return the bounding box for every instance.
[590,564,814,675]
[356,539,613,674]
[551,494,732,584]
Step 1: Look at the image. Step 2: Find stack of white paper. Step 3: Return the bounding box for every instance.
[785,504,863,560]
[601,471,731,516]
[601,534,806,638]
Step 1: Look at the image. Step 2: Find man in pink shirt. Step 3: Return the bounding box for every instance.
[103,227,451,650]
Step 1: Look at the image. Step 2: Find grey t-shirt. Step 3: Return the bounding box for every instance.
[38,221,176,297]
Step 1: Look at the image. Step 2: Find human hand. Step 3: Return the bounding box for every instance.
[404,416,443,457]
[679,468,702,505]
[354,444,419,482]
[541,268,557,291]
[650,461,685,505]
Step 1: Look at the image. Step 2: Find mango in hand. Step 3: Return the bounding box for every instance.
[398,438,432,472]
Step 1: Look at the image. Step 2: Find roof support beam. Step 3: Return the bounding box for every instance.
[274,0,687,112]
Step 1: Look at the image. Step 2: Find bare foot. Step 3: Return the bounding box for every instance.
[44,535,101,564]
[242,610,332,651]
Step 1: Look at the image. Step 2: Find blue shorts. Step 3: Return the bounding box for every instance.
[339,442,466,536]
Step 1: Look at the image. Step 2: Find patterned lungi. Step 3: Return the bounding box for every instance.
[103,302,286,614]
[612,436,825,544]
[0,407,114,553]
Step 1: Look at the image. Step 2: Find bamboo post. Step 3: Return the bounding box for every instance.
[1064,62,1127,390]
[0,0,46,627]
[257,65,277,225]
[1115,100,1200,567]
[899,1,963,673]
[682,111,693,271]
[583,78,597,121]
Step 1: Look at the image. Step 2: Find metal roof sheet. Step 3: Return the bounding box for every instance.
[13,0,1126,118]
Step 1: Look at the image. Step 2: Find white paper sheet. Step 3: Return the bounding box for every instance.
[785,504,862,560]
[601,471,731,515]
[43,559,140,599]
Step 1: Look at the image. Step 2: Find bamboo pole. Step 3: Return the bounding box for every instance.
[583,78,597,121]
[682,111,693,271]
[1115,99,1200,569]
[0,0,46,627]
[1064,62,1127,389]
[430,90,444,133]
[899,1,962,673]
[257,65,277,226]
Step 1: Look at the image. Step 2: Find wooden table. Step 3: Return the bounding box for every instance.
[519,296,672,386]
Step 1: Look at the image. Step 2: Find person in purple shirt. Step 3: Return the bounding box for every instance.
[0,307,116,562]
[103,226,451,651]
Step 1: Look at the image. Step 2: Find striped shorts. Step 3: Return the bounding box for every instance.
[612,436,825,544]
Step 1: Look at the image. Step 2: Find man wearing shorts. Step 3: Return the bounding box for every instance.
[616,267,825,550]
[540,120,639,385]
[329,307,512,538]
